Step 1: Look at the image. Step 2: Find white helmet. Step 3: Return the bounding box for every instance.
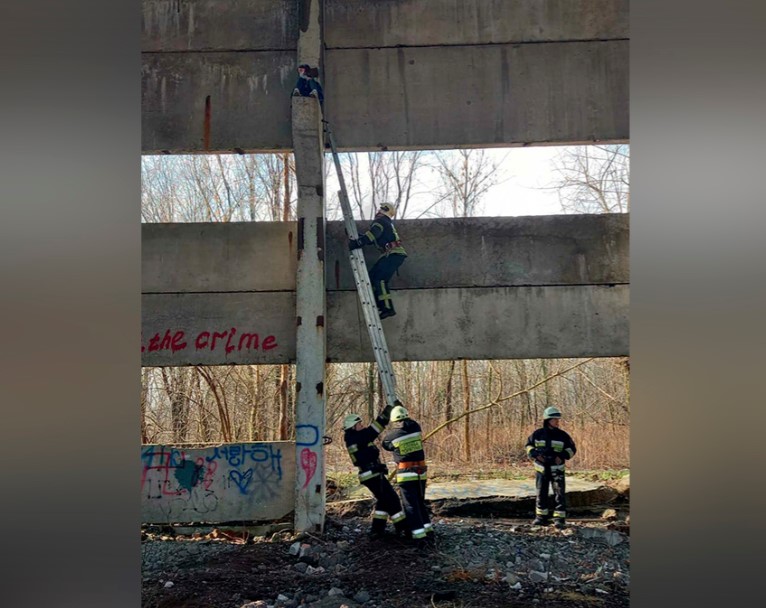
[390,405,409,422]
[379,202,397,218]
[543,406,562,420]
[343,413,362,430]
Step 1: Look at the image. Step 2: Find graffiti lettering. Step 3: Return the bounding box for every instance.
[205,443,283,478]
[142,327,279,355]
[142,443,289,522]
[296,424,319,447]
[144,330,187,354]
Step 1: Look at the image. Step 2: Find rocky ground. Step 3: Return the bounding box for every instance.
[142,512,629,608]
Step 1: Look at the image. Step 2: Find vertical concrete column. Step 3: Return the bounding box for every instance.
[297,0,322,68]
[292,94,327,533]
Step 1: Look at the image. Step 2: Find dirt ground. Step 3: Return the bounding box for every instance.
[142,512,629,608]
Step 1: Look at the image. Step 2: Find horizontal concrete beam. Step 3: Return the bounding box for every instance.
[141,1,629,152]
[142,0,298,52]
[324,0,628,48]
[141,1,628,52]
[141,284,628,366]
[142,215,629,293]
[142,214,629,365]
[325,41,628,150]
[141,51,294,153]
[142,222,298,293]
[142,42,627,152]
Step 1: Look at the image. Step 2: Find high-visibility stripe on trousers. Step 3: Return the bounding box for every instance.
[369,254,406,314]
[361,472,408,534]
[535,467,567,523]
[396,466,430,539]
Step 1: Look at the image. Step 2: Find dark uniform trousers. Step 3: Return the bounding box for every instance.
[362,472,407,534]
[395,465,431,539]
[535,463,567,521]
[370,253,406,314]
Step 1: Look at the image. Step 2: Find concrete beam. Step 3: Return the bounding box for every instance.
[324,0,628,48]
[324,41,628,150]
[141,284,628,365]
[141,214,629,365]
[141,1,629,152]
[141,51,294,153]
[142,222,297,293]
[142,0,298,52]
[141,1,628,51]
[328,285,628,362]
[142,215,628,293]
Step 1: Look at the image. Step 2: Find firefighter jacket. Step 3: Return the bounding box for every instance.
[358,213,407,258]
[344,409,391,482]
[525,425,577,474]
[381,419,425,465]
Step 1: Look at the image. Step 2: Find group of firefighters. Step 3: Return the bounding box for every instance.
[293,64,579,547]
[343,398,577,550]
[341,199,578,548]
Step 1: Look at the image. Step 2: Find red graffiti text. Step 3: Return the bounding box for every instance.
[142,328,279,354]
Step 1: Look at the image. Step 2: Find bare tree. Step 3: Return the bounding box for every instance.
[550,145,630,213]
[430,149,500,218]
[331,151,427,220]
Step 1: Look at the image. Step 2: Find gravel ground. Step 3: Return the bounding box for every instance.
[142,514,629,608]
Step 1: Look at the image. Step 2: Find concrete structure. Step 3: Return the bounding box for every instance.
[141,442,295,523]
[142,214,629,365]
[292,0,327,534]
[291,95,328,533]
[141,0,628,152]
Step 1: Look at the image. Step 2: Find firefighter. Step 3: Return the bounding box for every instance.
[524,406,577,529]
[381,404,433,547]
[348,202,407,319]
[343,403,409,539]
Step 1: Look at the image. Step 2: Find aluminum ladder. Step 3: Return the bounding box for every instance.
[324,121,399,407]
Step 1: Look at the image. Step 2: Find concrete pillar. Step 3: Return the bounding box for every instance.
[291,94,326,532]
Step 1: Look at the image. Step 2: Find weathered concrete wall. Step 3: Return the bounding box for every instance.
[327,285,628,362]
[324,0,628,47]
[142,215,628,293]
[142,0,298,51]
[325,41,627,150]
[142,222,297,293]
[142,285,627,365]
[141,442,296,523]
[141,0,629,152]
[141,215,629,365]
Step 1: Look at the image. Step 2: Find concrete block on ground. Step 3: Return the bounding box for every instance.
[141,442,296,524]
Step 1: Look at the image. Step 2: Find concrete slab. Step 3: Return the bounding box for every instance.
[336,477,619,518]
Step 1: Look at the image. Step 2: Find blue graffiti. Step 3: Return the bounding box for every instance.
[229,469,254,494]
[206,443,283,479]
[141,446,185,467]
[296,424,319,447]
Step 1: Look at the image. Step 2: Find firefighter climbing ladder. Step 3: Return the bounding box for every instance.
[324,121,399,408]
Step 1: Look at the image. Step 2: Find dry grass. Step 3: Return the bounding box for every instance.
[325,420,629,478]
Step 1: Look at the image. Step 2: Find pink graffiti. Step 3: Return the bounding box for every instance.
[300,448,317,489]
